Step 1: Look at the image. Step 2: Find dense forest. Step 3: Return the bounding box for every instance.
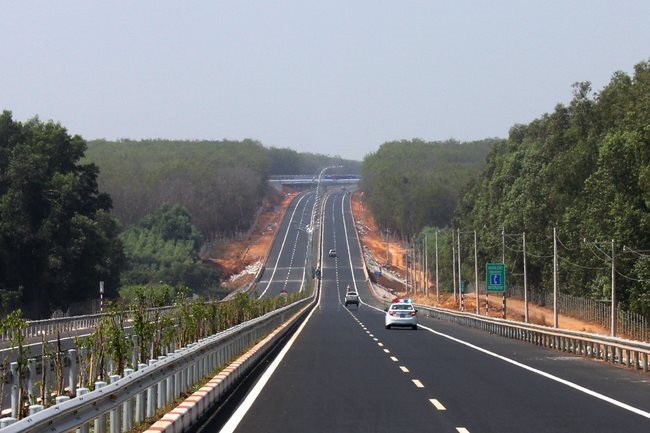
[85,140,359,239]
[453,61,649,315]
[0,112,124,318]
[361,138,497,235]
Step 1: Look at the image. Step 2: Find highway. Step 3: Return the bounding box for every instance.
[255,191,316,299]
[196,189,650,432]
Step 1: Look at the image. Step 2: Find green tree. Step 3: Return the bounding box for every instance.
[0,112,125,318]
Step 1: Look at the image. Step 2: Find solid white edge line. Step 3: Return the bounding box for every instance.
[258,193,308,299]
[360,300,650,419]
[219,289,321,433]
[416,322,650,419]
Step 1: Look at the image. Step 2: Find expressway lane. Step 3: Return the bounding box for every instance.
[256,191,316,299]
[201,190,649,432]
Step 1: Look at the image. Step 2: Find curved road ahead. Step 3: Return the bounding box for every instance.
[200,190,650,433]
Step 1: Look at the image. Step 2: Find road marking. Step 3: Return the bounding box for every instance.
[390,356,398,362]
[218,286,320,433]
[257,193,309,299]
[378,342,384,347]
[361,302,650,420]
[383,349,390,353]
[414,323,650,419]
[456,428,470,433]
[430,399,446,410]
[412,379,424,388]
[369,334,374,337]
[399,366,409,373]
[372,337,378,341]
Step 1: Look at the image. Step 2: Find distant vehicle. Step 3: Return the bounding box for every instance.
[385,301,417,330]
[328,249,337,257]
[344,291,359,307]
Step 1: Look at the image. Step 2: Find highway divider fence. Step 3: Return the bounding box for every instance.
[0,294,314,432]
[416,304,650,374]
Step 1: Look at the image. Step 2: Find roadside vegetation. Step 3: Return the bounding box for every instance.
[361,60,650,317]
[0,115,355,317]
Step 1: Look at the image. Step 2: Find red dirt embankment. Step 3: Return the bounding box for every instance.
[351,190,610,335]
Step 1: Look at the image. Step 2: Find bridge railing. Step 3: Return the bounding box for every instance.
[414,303,650,373]
[0,294,314,432]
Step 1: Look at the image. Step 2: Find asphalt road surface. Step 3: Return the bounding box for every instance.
[255,191,316,299]
[196,190,650,433]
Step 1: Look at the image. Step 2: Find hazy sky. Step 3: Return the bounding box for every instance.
[2,1,649,161]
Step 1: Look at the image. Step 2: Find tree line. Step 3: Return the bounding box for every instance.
[360,138,497,234]
[454,61,649,315]
[1,119,358,318]
[361,60,649,316]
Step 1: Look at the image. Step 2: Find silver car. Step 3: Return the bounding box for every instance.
[385,302,417,329]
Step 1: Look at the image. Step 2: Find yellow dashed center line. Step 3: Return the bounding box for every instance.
[412,379,424,388]
[399,366,409,373]
[430,399,446,410]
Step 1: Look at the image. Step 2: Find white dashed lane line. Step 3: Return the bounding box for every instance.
[351,314,458,424]
[456,428,470,433]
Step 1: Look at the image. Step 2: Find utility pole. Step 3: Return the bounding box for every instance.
[553,227,558,328]
[474,230,479,314]
[435,230,439,304]
[611,239,616,337]
[523,232,528,323]
[424,234,428,298]
[458,228,463,311]
[452,229,457,302]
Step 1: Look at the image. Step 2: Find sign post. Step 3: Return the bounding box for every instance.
[486,263,506,318]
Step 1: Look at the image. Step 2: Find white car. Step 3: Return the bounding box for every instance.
[385,301,418,329]
[344,291,359,307]
[328,249,337,257]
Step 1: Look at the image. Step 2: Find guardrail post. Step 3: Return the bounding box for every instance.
[146,360,157,418]
[157,356,167,408]
[10,362,19,418]
[166,368,174,404]
[122,368,134,431]
[68,349,78,395]
[173,351,182,397]
[94,381,107,433]
[76,388,90,433]
[26,358,36,405]
[135,364,147,424]
[56,395,70,404]
[0,418,17,428]
[109,375,121,433]
[643,352,648,373]
[29,404,44,415]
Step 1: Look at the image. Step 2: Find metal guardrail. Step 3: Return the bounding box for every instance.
[416,304,650,373]
[0,295,314,432]
[1,306,178,343]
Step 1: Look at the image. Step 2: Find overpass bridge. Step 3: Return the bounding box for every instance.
[268,174,359,191]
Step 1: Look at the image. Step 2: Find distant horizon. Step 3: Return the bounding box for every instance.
[3,1,649,160]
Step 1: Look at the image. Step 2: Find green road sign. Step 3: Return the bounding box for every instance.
[460,281,465,293]
[486,263,506,292]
